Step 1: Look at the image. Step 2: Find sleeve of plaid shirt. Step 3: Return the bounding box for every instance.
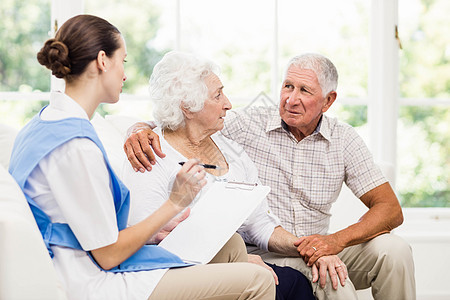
[221,106,260,142]
[342,124,387,198]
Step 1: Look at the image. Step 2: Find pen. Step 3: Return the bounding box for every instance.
[178,162,221,169]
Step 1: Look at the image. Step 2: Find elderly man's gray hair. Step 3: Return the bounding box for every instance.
[149,51,220,130]
[286,53,338,97]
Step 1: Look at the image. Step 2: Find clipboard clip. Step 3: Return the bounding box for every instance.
[225,181,258,190]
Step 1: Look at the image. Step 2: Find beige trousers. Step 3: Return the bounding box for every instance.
[249,233,416,300]
[149,233,276,300]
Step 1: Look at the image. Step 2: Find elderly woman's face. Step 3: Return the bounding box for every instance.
[193,73,232,134]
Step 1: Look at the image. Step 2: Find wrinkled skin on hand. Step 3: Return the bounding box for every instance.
[311,255,348,290]
[124,122,163,172]
[295,234,344,266]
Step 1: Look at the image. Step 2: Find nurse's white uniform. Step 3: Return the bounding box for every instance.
[24,92,167,300]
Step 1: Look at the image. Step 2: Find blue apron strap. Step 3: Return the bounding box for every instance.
[89,245,191,273]
[26,194,82,257]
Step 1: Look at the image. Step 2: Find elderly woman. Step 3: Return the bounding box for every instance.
[121,51,315,300]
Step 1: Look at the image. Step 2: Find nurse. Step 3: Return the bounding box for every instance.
[8,14,275,300]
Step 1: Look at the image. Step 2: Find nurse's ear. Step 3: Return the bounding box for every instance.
[96,50,108,73]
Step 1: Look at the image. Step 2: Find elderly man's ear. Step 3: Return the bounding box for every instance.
[322,91,337,113]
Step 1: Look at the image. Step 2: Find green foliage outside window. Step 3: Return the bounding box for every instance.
[396,0,450,207]
[85,0,167,95]
[0,0,51,92]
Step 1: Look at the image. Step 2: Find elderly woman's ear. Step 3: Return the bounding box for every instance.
[181,104,195,120]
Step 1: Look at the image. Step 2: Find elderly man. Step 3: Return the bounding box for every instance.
[124,53,416,300]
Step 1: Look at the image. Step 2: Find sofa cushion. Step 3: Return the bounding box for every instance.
[0,123,18,169]
[0,164,67,299]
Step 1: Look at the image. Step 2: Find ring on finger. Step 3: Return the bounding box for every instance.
[312,246,317,251]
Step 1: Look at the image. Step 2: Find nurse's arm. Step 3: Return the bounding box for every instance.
[91,160,206,270]
[91,200,181,270]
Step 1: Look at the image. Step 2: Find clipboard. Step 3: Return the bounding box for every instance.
[158,181,270,264]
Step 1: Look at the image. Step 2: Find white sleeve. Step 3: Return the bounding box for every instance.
[44,138,118,251]
[235,146,281,251]
[238,200,280,251]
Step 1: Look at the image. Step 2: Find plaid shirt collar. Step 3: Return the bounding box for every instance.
[265,108,331,142]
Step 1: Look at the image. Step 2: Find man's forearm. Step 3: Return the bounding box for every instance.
[332,182,403,248]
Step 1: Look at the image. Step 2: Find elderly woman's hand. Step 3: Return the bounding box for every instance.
[247,254,279,285]
[311,255,348,290]
[169,159,207,210]
[147,208,191,244]
[123,121,165,172]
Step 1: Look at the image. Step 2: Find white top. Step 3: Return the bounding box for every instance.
[24,92,167,300]
[121,127,281,251]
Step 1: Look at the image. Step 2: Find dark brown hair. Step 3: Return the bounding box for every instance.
[37,14,121,82]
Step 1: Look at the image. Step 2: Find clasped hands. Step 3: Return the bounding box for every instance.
[296,234,347,290]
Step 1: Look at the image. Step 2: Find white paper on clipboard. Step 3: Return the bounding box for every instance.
[158,181,270,264]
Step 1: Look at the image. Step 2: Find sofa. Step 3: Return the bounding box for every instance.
[4,114,448,300]
[0,124,67,300]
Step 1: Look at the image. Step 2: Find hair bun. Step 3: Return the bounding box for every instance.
[37,38,72,78]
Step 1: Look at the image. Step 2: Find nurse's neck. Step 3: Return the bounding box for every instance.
[65,76,102,120]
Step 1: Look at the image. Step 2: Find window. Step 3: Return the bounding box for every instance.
[278,0,370,141]
[3,0,448,207]
[84,0,171,120]
[89,0,450,208]
[397,0,450,207]
[177,0,274,101]
[0,0,51,127]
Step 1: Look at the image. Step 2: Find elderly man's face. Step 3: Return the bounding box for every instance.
[279,66,335,139]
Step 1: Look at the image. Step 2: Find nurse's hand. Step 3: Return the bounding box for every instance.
[169,158,206,210]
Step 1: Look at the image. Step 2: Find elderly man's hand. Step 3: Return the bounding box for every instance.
[294,234,344,266]
[123,122,165,172]
[311,255,348,290]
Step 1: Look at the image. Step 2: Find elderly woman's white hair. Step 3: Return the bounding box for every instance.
[285,53,338,97]
[149,51,220,130]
